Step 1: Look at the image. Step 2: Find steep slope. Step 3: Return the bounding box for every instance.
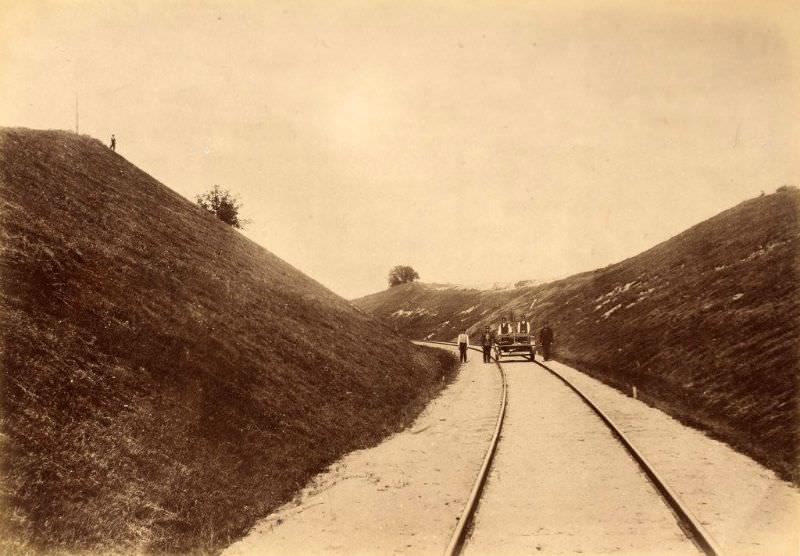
[355,189,800,481]
[0,128,456,554]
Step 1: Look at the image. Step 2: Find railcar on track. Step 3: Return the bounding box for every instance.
[494,333,536,362]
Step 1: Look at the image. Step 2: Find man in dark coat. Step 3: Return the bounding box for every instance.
[539,322,554,361]
[480,326,494,363]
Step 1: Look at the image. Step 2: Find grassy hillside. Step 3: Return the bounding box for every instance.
[0,128,457,554]
[355,189,800,482]
[356,282,528,340]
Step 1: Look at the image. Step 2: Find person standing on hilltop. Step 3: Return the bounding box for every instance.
[480,326,494,363]
[539,322,554,361]
[457,329,470,363]
[110,134,116,151]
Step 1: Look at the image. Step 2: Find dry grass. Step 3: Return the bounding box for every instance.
[0,128,458,554]
[356,189,800,483]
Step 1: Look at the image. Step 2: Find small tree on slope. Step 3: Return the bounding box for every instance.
[388,265,420,287]
[195,185,246,229]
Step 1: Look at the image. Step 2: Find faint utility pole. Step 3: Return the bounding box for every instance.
[75,93,79,134]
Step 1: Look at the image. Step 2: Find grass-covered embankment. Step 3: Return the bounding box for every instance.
[356,189,800,483]
[0,128,458,554]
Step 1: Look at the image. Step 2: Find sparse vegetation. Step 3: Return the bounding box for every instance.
[388,265,420,287]
[0,128,458,554]
[195,184,247,229]
[357,189,800,483]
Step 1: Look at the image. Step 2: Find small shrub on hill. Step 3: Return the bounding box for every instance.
[195,185,247,229]
[388,265,420,287]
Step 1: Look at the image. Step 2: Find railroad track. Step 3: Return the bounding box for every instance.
[419,340,723,556]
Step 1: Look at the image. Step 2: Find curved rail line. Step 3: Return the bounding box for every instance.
[534,359,723,556]
[416,341,507,556]
[418,340,722,556]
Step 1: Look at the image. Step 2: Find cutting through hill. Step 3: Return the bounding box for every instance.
[355,189,800,483]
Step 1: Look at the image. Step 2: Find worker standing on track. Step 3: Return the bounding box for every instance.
[539,322,554,361]
[517,314,531,334]
[480,326,494,363]
[457,329,470,363]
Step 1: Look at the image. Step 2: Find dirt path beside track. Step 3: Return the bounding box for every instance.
[224,345,501,555]
[544,360,799,556]
[224,347,798,556]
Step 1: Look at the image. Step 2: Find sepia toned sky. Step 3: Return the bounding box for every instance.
[2,1,798,298]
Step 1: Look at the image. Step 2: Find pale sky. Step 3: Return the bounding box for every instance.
[2,1,798,298]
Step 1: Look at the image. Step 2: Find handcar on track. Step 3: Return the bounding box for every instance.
[494,333,536,362]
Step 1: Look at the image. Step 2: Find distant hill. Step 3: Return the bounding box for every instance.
[0,128,456,554]
[355,189,800,482]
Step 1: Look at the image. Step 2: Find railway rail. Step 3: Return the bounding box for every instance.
[420,340,723,556]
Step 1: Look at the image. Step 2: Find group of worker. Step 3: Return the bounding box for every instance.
[456,315,554,364]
